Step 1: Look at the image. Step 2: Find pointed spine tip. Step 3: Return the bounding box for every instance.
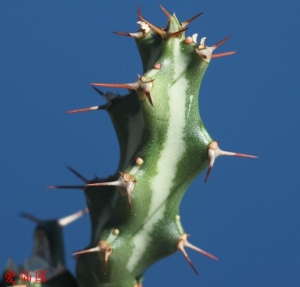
[137,5,142,20]
[211,51,237,59]
[19,212,40,223]
[145,91,153,106]
[113,31,133,37]
[113,31,144,39]
[66,104,108,114]
[204,165,212,183]
[213,35,232,49]
[92,86,104,95]
[47,185,85,190]
[168,27,189,38]
[178,234,199,276]
[67,166,89,183]
[158,5,171,18]
[181,12,203,27]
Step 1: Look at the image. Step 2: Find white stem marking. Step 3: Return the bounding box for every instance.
[127,39,188,271]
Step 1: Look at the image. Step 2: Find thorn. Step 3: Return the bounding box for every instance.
[178,234,218,276]
[181,12,203,27]
[85,180,120,187]
[66,104,109,114]
[211,51,237,59]
[137,5,142,21]
[127,192,132,209]
[168,27,189,38]
[86,172,136,209]
[196,36,235,62]
[137,15,187,39]
[91,76,154,106]
[58,207,89,227]
[73,241,112,275]
[178,235,199,276]
[91,82,137,90]
[139,16,165,37]
[99,241,112,275]
[185,240,218,261]
[139,76,154,106]
[91,86,104,96]
[113,31,144,39]
[159,4,171,18]
[113,31,132,37]
[47,185,85,190]
[92,86,119,102]
[19,212,41,223]
[212,35,232,50]
[66,87,117,114]
[204,165,213,184]
[205,141,258,183]
[73,246,100,256]
[144,91,153,106]
[67,166,89,183]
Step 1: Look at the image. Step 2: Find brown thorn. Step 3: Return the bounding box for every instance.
[73,246,100,256]
[85,181,118,187]
[91,86,104,96]
[213,35,232,49]
[144,91,153,106]
[99,241,112,275]
[178,245,199,276]
[91,83,134,90]
[47,185,85,190]
[113,31,133,37]
[204,165,212,184]
[139,16,165,37]
[137,5,142,21]
[127,193,132,209]
[159,4,171,18]
[211,51,237,59]
[168,27,189,38]
[233,153,258,159]
[19,212,40,223]
[104,258,108,275]
[66,105,107,114]
[181,12,203,27]
[185,241,218,261]
[67,166,89,183]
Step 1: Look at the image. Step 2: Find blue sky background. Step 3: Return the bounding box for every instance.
[1,1,299,286]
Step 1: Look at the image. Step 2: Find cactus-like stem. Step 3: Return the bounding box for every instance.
[2,6,258,287]
[71,10,257,286]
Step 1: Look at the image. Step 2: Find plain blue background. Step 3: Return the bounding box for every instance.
[1,1,299,286]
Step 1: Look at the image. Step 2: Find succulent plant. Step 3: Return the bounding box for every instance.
[1,5,257,287]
